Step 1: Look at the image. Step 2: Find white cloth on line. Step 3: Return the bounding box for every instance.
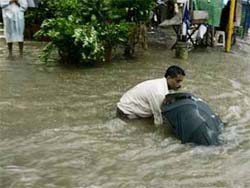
[0,0,28,43]
[27,0,35,7]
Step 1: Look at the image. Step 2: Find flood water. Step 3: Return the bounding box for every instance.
[1,38,250,188]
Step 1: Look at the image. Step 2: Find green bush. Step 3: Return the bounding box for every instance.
[36,16,104,64]
[74,25,105,63]
[33,0,154,64]
[110,0,154,23]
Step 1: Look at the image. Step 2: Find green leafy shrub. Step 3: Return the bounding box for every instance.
[33,0,154,64]
[35,16,104,64]
[74,25,104,63]
[110,0,154,23]
[97,22,130,62]
[110,0,154,56]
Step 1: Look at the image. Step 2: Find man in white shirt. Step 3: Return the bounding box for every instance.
[117,65,185,125]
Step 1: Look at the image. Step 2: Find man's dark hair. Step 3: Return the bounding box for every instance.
[164,65,185,78]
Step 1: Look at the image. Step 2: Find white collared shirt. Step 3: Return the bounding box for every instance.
[117,78,169,125]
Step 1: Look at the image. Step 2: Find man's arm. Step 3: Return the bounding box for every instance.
[148,93,164,125]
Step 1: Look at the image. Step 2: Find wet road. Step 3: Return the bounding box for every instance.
[1,38,250,188]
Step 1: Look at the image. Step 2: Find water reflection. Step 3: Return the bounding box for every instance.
[1,40,250,187]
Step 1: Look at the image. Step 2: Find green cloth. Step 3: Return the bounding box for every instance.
[194,0,224,26]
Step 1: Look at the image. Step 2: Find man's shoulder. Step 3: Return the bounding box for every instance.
[143,78,165,88]
[140,78,165,85]
[135,78,166,92]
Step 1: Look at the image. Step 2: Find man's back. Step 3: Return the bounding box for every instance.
[117,78,168,123]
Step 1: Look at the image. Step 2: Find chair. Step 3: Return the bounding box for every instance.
[214,31,225,47]
[186,10,209,48]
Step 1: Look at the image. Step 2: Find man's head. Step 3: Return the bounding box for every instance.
[164,65,185,90]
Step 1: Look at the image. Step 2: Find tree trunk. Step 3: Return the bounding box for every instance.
[105,47,112,63]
